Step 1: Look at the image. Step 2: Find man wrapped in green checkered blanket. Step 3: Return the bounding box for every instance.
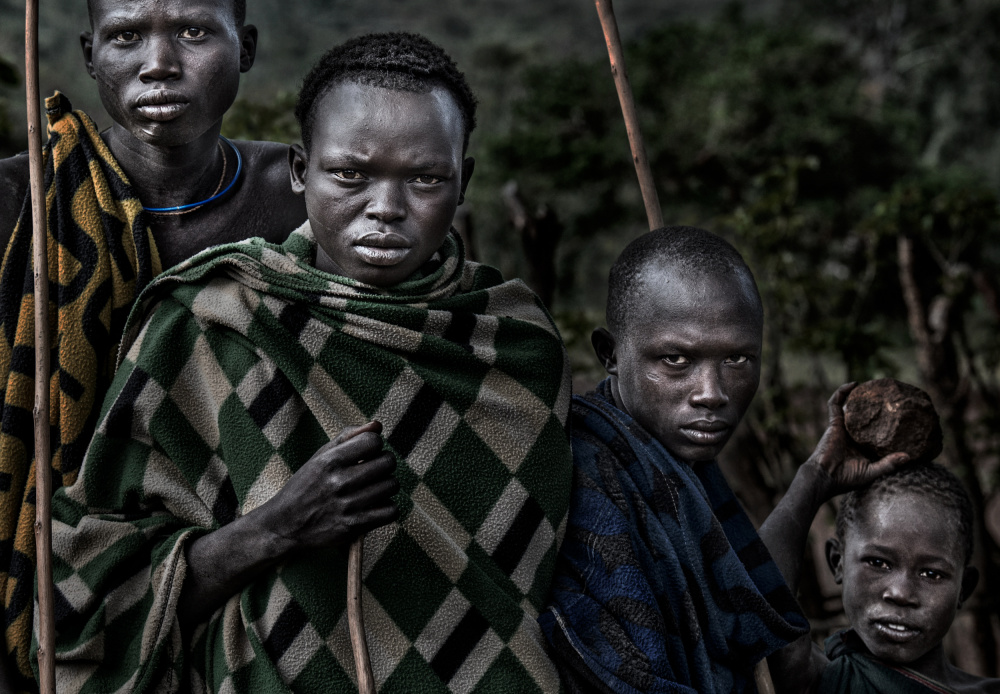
[44,34,572,693]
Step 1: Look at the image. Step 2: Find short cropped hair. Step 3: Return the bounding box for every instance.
[88,0,246,27]
[606,226,763,335]
[836,461,975,565]
[295,32,478,153]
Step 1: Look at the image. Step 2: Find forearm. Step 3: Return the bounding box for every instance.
[177,508,293,629]
[758,461,832,593]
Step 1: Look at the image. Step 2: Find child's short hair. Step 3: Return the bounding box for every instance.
[836,461,974,564]
[606,226,762,335]
[295,32,478,152]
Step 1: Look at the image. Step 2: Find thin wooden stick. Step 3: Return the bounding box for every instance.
[25,0,56,690]
[341,422,378,694]
[593,0,664,231]
[347,537,375,694]
[754,655,777,694]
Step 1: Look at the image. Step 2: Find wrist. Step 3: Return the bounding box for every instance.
[794,458,837,506]
[243,504,297,563]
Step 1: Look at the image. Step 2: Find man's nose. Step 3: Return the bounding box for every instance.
[139,36,181,82]
[883,573,920,607]
[365,180,407,223]
[689,365,729,409]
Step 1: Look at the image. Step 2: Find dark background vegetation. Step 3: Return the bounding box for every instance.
[2,0,1000,677]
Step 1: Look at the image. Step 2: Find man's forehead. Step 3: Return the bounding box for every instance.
[641,263,758,310]
[89,0,238,25]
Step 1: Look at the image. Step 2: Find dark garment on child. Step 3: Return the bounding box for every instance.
[817,630,959,694]
[540,380,808,694]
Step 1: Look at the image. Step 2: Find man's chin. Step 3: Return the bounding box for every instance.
[665,441,725,465]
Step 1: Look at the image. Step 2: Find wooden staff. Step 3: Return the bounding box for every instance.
[343,422,378,694]
[347,537,375,694]
[593,2,776,692]
[593,0,664,231]
[25,0,56,691]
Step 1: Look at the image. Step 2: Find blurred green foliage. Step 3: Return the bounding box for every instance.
[222,92,298,144]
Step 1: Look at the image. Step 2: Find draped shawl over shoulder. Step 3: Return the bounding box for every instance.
[46,223,572,693]
[0,93,160,691]
[540,381,808,694]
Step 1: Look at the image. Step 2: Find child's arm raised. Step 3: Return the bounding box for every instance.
[759,383,910,693]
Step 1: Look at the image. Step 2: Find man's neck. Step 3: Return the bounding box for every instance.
[103,124,227,211]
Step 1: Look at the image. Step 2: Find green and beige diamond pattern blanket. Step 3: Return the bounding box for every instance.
[44,223,572,694]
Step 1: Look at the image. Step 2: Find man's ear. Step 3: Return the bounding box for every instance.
[239,25,258,73]
[825,537,844,584]
[458,157,475,206]
[289,144,308,195]
[80,32,96,79]
[591,327,619,375]
[959,566,979,608]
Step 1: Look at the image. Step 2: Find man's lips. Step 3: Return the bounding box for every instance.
[870,618,922,642]
[134,90,190,122]
[679,420,731,445]
[353,232,411,266]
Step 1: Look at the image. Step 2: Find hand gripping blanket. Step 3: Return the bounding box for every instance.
[539,380,809,694]
[0,92,160,691]
[46,223,572,693]
[817,630,959,694]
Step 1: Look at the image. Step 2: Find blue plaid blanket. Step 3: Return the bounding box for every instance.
[540,380,808,693]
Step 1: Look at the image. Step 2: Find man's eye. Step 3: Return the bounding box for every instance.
[113,31,141,43]
[865,558,889,570]
[921,569,945,581]
[726,355,749,365]
[413,175,443,185]
[179,27,207,39]
[333,170,365,180]
[663,355,690,365]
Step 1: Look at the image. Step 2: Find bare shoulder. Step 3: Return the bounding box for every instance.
[230,140,306,244]
[0,152,30,254]
[234,140,295,193]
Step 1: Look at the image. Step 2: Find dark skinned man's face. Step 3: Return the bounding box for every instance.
[290,82,474,287]
[82,0,257,147]
[594,267,763,463]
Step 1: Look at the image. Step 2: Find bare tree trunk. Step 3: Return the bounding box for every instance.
[501,181,562,309]
[897,233,999,677]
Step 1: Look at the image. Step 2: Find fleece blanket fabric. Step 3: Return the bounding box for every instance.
[817,630,959,694]
[0,92,160,691]
[540,380,809,694]
[46,223,572,693]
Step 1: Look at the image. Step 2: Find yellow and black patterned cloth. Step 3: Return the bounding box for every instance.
[0,92,160,691]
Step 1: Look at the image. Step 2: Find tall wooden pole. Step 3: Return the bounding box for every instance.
[25,0,57,690]
[593,2,775,692]
[593,0,664,231]
[347,537,375,694]
[343,422,377,694]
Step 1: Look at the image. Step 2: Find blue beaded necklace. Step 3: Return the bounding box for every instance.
[143,136,243,214]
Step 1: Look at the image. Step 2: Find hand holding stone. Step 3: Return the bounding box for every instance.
[806,383,911,499]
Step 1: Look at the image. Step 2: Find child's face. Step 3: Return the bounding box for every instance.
[600,267,762,463]
[835,489,970,666]
[84,0,254,146]
[290,82,473,287]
